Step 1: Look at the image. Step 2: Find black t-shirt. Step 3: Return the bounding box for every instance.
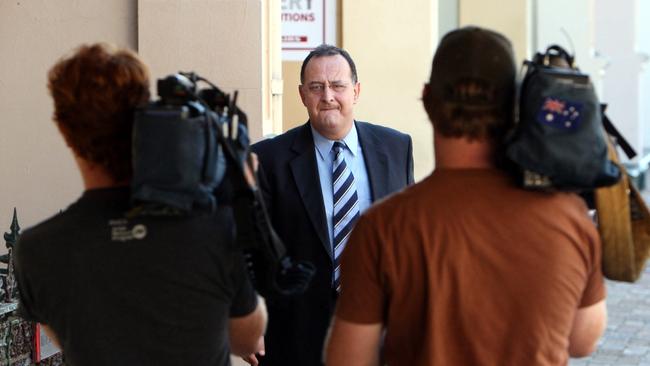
[14,187,257,366]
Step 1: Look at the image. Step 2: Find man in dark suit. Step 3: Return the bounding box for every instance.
[248,44,414,366]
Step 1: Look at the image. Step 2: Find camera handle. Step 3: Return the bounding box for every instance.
[215,105,315,298]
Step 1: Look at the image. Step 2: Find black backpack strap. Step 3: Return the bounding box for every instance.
[601,104,637,159]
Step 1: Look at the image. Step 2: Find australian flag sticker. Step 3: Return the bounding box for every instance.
[536,97,583,130]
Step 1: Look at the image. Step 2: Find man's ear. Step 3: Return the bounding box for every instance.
[353,82,360,104]
[55,122,74,149]
[298,84,307,107]
[422,83,431,101]
[422,83,434,118]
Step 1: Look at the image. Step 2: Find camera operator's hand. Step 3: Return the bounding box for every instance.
[243,152,259,189]
[240,336,265,365]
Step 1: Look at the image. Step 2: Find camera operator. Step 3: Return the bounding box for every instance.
[13,43,266,366]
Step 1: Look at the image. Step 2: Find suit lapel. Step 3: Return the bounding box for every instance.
[357,121,390,201]
[289,123,332,259]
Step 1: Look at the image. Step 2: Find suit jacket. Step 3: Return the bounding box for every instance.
[251,120,414,365]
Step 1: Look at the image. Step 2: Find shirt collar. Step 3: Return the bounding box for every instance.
[311,122,359,160]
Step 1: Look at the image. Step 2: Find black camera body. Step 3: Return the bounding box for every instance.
[132,73,245,213]
[131,72,314,297]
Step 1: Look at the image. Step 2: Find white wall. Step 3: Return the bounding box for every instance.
[0,0,137,233]
[459,0,532,64]
[534,0,606,97]
[439,0,459,40]
[637,0,650,156]
[595,0,646,161]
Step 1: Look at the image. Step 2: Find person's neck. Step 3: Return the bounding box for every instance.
[434,132,496,169]
[313,120,355,141]
[75,156,126,190]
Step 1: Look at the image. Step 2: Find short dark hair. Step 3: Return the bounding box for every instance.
[423,26,516,141]
[300,44,358,84]
[48,43,150,182]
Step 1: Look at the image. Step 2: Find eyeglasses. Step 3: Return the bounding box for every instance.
[303,81,351,95]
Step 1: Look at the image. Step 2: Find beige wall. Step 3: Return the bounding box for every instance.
[0,0,137,231]
[343,0,438,180]
[264,0,285,136]
[282,61,308,132]
[0,0,272,233]
[138,0,265,142]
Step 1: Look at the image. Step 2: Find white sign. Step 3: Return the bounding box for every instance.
[282,0,337,61]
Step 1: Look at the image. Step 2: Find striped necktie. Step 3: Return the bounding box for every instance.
[332,141,360,291]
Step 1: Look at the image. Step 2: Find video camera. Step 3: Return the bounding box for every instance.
[130,72,315,298]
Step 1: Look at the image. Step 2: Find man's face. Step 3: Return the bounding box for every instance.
[299,55,360,140]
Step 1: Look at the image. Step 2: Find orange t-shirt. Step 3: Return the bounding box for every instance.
[336,169,605,366]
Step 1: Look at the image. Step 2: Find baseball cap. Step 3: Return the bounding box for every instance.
[428,26,516,106]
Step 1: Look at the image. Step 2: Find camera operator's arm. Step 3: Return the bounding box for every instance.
[569,240,607,358]
[568,299,606,357]
[229,296,267,357]
[228,248,267,358]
